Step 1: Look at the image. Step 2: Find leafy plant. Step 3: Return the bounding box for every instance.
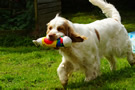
[0,34,34,47]
[0,0,35,30]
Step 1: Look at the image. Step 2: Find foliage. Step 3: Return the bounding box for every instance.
[0,0,35,30]
[0,34,34,47]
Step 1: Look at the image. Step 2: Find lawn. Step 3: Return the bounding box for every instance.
[1,47,135,89]
[0,11,135,89]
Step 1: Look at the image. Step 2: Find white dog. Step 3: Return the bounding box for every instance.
[46,0,135,87]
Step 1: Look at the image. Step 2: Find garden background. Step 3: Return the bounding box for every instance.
[0,0,135,89]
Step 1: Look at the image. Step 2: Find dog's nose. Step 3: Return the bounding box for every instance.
[49,34,55,38]
[48,34,56,40]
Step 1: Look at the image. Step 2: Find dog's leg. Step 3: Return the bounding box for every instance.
[84,69,97,82]
[127,52,135,66]
[127,44,135,66]
[84,65,100,82]
[57,58,74,87]
[84,57,100,82]
[106,55,117,71]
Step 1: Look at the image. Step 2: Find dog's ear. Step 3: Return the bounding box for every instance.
[71,33,87,42]
[68,26,87,42]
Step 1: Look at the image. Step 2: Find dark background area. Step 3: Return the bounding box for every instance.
[0,0,134,31]
[0,0,34,31]
[0,0,135,47]
[61,0,135,13]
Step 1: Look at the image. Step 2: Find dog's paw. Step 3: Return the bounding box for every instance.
[130,62,135,66]
[130,53,135,66]
[84,77,93,82]
[61,79,68,88]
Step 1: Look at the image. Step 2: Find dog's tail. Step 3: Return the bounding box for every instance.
[89,0,121,22]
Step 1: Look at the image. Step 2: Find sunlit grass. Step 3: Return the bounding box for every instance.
[0,47,62,89]
[0,46,135,89]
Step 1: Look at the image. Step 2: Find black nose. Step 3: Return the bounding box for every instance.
[48,34,56,40]
[49,34,55,38]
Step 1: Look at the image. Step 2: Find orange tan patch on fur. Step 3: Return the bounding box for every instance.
[114,19,119,22]
[58,20,87,42]
[57,22,69,35]
[46,17,87,42]
[46,25,53,34]
[95,29,100,42]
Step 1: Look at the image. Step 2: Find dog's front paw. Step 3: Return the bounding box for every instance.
[130,53,135,66]
[84,77,93,82]
[130,62,135,66]
[61,79,68,88]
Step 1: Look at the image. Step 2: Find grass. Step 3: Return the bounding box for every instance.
[0,47,135,89]
[0,11,135,89]
[0,47,61,89]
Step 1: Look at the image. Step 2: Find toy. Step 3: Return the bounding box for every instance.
[32,36,72,48]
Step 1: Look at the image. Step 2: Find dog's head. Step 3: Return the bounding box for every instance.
[46,14,86,42]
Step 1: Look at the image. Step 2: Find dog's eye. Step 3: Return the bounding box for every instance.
[49,26,52,30]
[57,27,64,31]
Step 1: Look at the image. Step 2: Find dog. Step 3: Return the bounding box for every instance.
[46,0,135,87]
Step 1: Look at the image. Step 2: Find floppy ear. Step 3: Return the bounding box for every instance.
[68,26,87,42]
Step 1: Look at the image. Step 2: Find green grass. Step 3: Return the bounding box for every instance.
[0,11,135,89]
[0,47,62,89]
[0,47,135,89]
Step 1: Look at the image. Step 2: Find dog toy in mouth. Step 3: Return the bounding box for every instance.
[32,36,72,48]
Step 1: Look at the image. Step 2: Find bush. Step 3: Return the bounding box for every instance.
[0,34,34,47]
[0,0,35,30]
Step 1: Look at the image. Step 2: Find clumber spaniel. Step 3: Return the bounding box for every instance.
[46,0,135,87]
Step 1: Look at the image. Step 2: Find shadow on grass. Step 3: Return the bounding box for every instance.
[67,66,135,89]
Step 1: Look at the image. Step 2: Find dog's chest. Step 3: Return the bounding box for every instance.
[59,45,97,69]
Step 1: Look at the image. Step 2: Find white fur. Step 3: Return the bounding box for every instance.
[46,29,64,39]
[89,0,121,22]
[47,0,135,86]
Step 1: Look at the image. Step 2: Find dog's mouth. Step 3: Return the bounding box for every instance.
[47,34,63,41]
[48,36,57,41]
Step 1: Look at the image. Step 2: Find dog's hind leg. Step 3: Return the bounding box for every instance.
[106,55,117,71]
[127,43,135,66]
[127,51,135,66]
